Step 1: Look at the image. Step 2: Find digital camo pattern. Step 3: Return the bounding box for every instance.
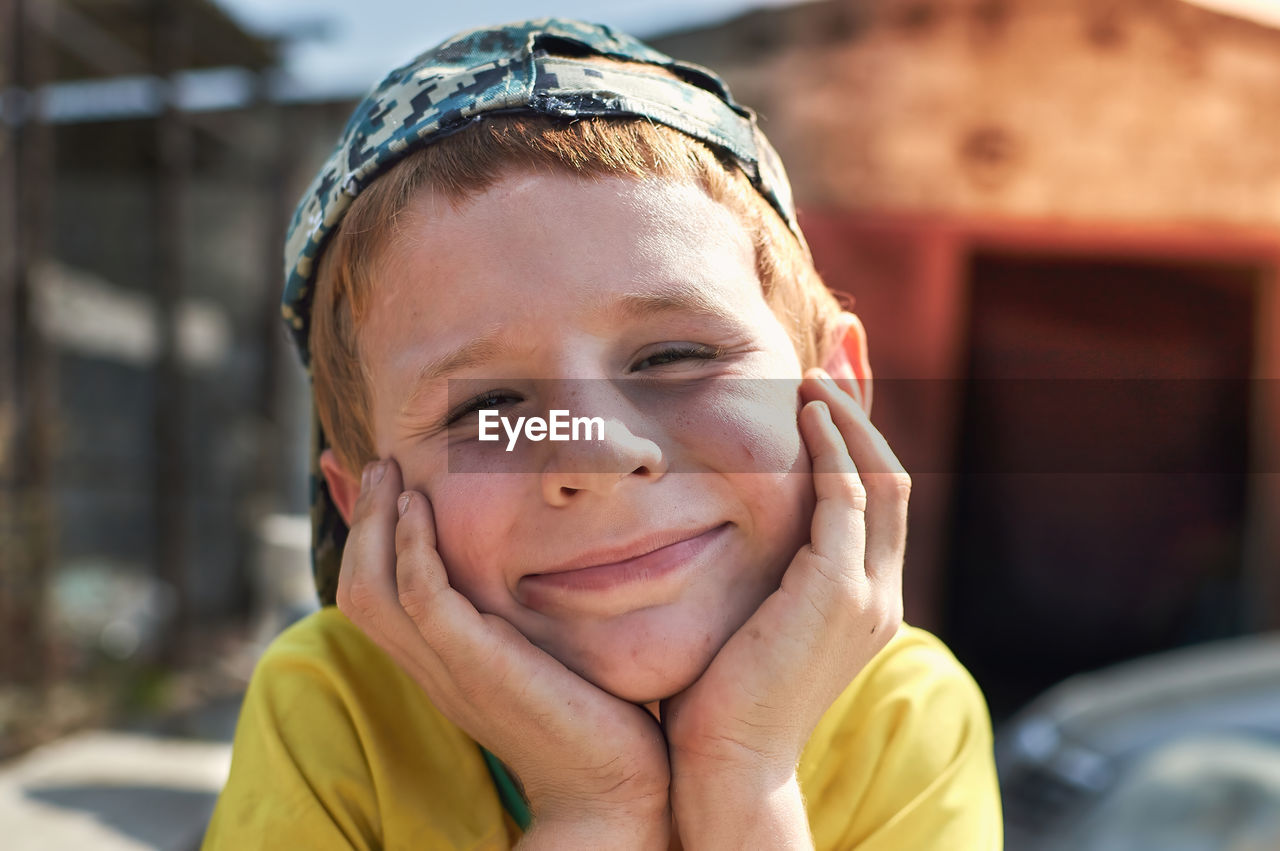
[283,18,806,606]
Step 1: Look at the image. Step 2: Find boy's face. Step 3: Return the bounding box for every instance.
[350,172,816,703]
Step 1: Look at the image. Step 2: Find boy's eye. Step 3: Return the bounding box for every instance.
[631,344,722,371]
[445,390,522,426]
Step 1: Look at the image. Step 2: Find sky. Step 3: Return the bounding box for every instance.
[212,0,1280,99]
[1190,0,1280,28]
[212,0,809,99]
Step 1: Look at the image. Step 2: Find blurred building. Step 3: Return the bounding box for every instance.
[0,0,313,731]
[653,0,1280,714]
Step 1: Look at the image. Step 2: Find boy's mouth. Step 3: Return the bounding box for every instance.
[518,522,732,605]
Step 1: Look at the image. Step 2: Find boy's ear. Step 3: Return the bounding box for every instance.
[820,311,873,415]
[320,449,361,528]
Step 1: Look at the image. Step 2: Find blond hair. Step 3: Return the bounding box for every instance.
[311,114,844,475]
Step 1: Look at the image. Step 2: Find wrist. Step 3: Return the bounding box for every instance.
[671,760,811,850]
[518,804,671,850]
[522,768,671,829]
[669,734,801,792]
[672,753,799,810]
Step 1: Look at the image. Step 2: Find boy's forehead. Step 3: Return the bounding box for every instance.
[368,175,744,320]
[374,175,761,336]
[392,170,751,261]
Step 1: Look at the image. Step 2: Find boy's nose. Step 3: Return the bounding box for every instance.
[539,415,668,506]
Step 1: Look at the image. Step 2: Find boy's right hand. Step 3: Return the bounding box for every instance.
[337,458,671,848]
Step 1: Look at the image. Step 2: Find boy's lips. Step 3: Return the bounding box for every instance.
[518,522,732,607]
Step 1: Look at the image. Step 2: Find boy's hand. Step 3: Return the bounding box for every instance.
[662,368,908,848]
[337,458,671,848]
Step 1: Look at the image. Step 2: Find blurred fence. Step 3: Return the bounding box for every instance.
[0,0,318,755]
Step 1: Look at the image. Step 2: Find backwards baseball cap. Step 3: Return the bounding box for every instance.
[282,18,806,606]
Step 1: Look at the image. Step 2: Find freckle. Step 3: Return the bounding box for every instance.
[747,627,763,641]
[870,625,876,634]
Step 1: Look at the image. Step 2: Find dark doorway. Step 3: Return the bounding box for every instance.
[945,252,1257,719]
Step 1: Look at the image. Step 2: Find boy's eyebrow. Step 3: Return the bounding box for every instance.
[603,284,735,324]
[399,283,736,414]
[400,329,514,414]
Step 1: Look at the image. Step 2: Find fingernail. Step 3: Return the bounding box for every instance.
[812,367,837,388]
[361,463,373,490]
[397,493,411,516]
[372,460,388,486]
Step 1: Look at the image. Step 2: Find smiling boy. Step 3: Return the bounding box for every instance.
[204,19,1001,850]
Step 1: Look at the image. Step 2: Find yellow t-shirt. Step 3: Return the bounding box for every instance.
[203,607,1002,849]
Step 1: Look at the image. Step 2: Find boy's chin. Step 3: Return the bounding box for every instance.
[558,629,727,706]
[585,656,711,706]
[531,565,791,705]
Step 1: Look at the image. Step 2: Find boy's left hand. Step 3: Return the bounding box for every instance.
[661,368,908,845]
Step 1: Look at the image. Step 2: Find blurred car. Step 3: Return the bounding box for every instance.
[995,631,1280,850]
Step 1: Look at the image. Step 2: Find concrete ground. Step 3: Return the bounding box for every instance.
[0,513,317,849]
[0,691,243,850]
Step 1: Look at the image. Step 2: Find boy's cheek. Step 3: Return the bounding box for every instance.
[669,379,806,475]
[417,472,517,588]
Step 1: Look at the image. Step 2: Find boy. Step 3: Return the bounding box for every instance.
[205,18,1002,849]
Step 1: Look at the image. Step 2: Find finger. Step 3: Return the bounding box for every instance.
[343,476,524,728]
[797,400,867,585]
[394,491,493,657]
[393,493,587,716]
[335,458,443,669]
[802,372,909,583]
[337,457,404,623]
[799,371,900,474]
[835,375,861,406]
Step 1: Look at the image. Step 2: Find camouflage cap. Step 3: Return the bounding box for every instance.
[283,18,806,606]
